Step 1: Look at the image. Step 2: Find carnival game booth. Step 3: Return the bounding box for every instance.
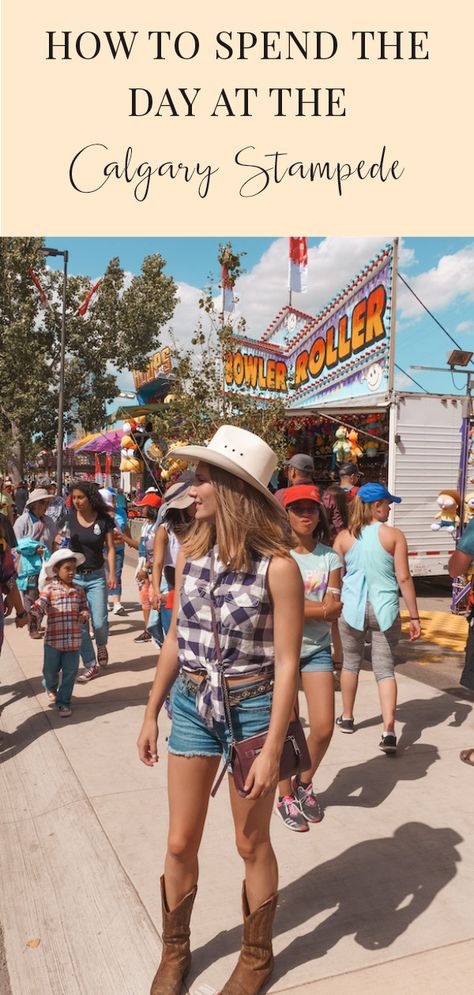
[225,242,464,577]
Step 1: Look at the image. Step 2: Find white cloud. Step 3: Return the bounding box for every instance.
[224,236,403,339]
[398,243,474,321]
[118,238,416,354]
[394,370,417,391]
[456,320,474,334]
[115,240,474,372]
[398,243,416,268]
[162,281,214,348]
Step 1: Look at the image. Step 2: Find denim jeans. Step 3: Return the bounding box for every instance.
[109,547,124,597]
[168,672,272,757]
[43,643,80,708]
[74,568,108,665]
[148,604,173,647]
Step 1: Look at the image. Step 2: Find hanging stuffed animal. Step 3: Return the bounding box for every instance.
[160,441,188,481]
[119,422,144,473]
[464,492,474,524]
[431,490,461,533]
[332,426,350,463]
[364,436,379,458]
[347,429,363,461]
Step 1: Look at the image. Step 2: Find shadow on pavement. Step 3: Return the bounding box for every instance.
[0,669,156,763]
[319,744,439,808]
[397,695,472,748]
[355,692,472,743]
[190,822,462,986]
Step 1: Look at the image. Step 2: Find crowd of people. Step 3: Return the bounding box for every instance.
[0,430,472,995]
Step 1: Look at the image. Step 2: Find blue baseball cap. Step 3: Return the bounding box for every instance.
[358,483,402,504]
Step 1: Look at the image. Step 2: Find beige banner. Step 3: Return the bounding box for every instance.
[1,1,473,235]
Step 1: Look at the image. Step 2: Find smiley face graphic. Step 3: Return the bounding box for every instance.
[365,362,384,392]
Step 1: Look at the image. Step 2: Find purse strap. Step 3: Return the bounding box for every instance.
[208,551,235,744]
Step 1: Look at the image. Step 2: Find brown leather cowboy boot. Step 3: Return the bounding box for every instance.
[150,876,197,995]
[220,883,278,995]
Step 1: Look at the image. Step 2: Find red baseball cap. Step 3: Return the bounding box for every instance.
[283,484,321,507]
[134,493,162,509]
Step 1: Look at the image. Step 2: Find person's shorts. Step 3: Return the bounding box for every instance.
[339,602,401,682]
[138,576,154,609]
[300,647,334,674]
[168,671,272,758]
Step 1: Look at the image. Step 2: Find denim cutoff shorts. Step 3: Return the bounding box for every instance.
[168,671,273,758]
[300,646,333,674]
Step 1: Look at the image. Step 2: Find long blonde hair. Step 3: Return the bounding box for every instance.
[348,495,377,538]
[182,463,295,571]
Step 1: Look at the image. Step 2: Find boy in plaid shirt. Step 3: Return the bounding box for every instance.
[29,549,89,717]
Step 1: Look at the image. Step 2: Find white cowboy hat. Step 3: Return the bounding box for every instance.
[44,548,85,577]
[167,426,279,506]
[26,488,54,507]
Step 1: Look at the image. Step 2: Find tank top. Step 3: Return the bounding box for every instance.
[341,522,399,631]
[177,546,274,726]
[161,526,181,593]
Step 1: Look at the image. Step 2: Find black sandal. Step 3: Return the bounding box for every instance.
[459,749,474,766]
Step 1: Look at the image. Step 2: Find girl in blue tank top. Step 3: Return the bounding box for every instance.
[334,483,421,754]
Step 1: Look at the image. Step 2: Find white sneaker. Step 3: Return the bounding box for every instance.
[112,604,127,616]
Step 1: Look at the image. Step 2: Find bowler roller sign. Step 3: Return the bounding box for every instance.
[224,244,394,407]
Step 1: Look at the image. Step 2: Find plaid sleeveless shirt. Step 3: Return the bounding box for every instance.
[177,545,274,726]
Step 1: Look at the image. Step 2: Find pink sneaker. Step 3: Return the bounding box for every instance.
[292,777,324,823]
[275,795,309,832]
[77,663,100,683]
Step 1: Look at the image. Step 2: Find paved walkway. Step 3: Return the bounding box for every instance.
[1,562,474,994]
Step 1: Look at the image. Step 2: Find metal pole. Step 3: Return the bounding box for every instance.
[56,251,68,490]
[387,237,399,394]
[458,371,473,536]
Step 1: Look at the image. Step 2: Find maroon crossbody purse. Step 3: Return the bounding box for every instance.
[209,568,310,798]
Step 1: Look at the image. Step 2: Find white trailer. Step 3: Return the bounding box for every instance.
[389,392,464,575]
[289,391,465,576]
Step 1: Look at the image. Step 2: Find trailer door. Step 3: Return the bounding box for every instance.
[391,393,464,576]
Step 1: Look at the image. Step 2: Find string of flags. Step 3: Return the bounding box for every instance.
[75,279,102,316]
[29,269,102,316]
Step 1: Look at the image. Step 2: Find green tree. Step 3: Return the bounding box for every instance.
[0,238,177,480]
[153,327,288,471]
[151,246,288,470]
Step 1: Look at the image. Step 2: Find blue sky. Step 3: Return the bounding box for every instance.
[44,236,474,397]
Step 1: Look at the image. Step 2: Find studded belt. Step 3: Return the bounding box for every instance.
[178,671,273,705]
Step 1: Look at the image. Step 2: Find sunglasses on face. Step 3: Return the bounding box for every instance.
[287,502,320,516]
